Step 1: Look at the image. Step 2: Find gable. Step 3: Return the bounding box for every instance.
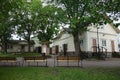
[60,33,71,40]
[88,23,120,35]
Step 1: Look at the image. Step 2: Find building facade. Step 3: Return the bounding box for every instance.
[0,40,34,53]
[52,23,120,57]
[31,36,50,55]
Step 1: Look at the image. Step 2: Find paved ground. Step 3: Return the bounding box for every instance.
[82,58,120,67]
[0,56,120,67]
[47,57,120,68]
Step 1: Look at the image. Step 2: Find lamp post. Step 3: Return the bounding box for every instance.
[97,27,100,53]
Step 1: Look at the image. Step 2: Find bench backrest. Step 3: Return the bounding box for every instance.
[24,56,46,61]
[0,57,16,61]
[57,56,80,60]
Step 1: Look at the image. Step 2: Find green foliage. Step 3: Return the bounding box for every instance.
[36,5,60,43]
[11,0,43,52]
[0,0,22,22]
[0,0,22,53]
[13,1,38,40]
[11,0,60,45]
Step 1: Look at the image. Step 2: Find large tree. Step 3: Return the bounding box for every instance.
[0,0,22,53]
[24,0,60,45]
[12,0,60,52]
[49,0,120,56]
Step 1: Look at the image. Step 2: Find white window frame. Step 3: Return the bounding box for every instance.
[101,39,107,47]
[80,39,83,46]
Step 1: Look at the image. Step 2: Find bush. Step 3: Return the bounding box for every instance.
[112,52,120,58]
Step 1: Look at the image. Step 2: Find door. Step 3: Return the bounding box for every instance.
[63,44,67,56]
[111,40,115,52]
[55,45,59,54]
[21,45,25,53]
[92,39,97,52]
[36,47,41,53]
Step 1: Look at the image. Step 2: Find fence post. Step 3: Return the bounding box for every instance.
[67,56,69,67]
[54,55,55,67]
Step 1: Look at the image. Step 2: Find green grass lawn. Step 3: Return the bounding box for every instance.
[0,67,120,80]
[0,52,41,57]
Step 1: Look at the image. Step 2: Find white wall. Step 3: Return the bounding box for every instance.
[87,23,119,52]
[53,23,119,53]
[31,37,41,47]
[87,31,119,52]
[88,23,117,35]
[7,44,21,52]
[53,33,75,52]
[7,44,34,53]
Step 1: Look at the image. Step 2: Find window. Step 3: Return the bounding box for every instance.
[7,45,13,49]
[80,40,83,46]
[100,24,105,29]
[102,40,106,47]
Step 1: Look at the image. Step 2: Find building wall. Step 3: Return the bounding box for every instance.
[31,37,42,53]
[53,33,75,53]
[7,44,34,53]
[53,23,119,56]
[31,37,41,47]
[87,23,119,52]
[88,23,117,35]
[7,44,20,52]
[87,31,119,52]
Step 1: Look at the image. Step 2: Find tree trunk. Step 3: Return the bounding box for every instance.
[28,40,31,53]
[3,42,7,53]
[73,33,81,56]
[27,34,31,53]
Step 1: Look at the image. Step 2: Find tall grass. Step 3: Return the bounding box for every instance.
[0,67,119,80]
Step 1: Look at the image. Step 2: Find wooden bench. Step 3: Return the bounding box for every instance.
[24,56,47,66]
[0,57,19,66]
[57,56,68,61]
[56,56,80,67]
[68,56,80,61]
[57,56,80,61]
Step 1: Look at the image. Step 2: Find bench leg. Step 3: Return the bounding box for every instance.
[19,62,20,66]
[28,62,30,66]
[11,62,13,66]
[37,62,38,66]
[57,60,59,66]
[78,60,79,67]
[46,60,47,66]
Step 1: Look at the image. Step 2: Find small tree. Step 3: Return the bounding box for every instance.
[36,5,59,43]
[13,0,41,52]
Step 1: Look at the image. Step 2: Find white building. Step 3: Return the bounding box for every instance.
[0,40,35,53]
[31,36,50,55]
[52,23,120,57]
